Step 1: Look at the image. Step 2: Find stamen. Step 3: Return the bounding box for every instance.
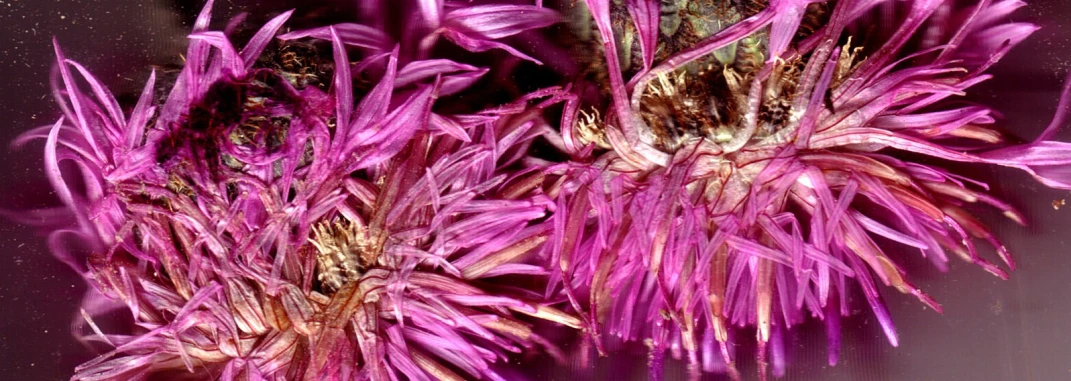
[308,218,373,292]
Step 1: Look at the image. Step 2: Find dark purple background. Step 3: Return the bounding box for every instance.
[2,1,1070,380]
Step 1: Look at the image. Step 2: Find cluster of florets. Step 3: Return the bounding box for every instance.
[543,0,1071,380]
[28,1,577,380]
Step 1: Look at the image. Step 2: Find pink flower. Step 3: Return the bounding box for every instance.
[543,0,1071,379]
[18,1,576,380]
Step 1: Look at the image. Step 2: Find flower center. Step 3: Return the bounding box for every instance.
[637,57,805,152]
[308,218,377,292]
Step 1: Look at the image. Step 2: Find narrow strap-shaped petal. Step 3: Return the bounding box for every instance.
[53,40,105,161]
[66,60,125,139]
[349,83,437,171]
[418,0,443,28]
[982,141,1071,166]
[440,28,543,64]
[625,0,659,72]
[240,10,294,69]
[1034,71,1071,142]
[629,8,775,109]
[124,70,155,150]
[796,46,840,148]
[767,0,815,60]
[584,0,671,167]
[193,0,215,32]
[395,59,489,96]
[188,31,245,77]
[330,26,353,132]
[344,47,400,155]
[277,23,391,50]
[442,5,558,40]
[44,118,78,210]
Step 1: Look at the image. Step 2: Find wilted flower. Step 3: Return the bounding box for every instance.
[18,1,579,380]
[544,0,1071,379]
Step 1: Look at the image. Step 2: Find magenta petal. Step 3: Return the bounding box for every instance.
[124,70,156,150]
[960,22,1038,65]
[65,60,125,137]
[188,31,245,76]
[43,118,78,211]
[344,48,400,153]
[52,40,105,162]
[396,59,489,95]
[1028,165,1071,189]
[330,26,354,130]
[430,113,473,142]
[239,9,294,68]
[352,85,437,170]
[972,0,1029,29]
[982,141,1071,166]
[625,0,659,71]
[767,0,809,60]
[417,0,443,27]
[442,5,559,40]
[277,23,391,50]
[441,28,543,64]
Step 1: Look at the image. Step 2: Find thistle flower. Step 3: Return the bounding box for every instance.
[18,1,577,380]
[544,0,1071,379]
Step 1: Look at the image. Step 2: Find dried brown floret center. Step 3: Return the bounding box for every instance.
[567,1,841,153]
[636,55,805,152]
[253,40,335,90]
[308,218,378,293]
[635,36,861,153]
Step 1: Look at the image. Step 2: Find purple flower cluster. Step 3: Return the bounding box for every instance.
[18,0,1071,380]
[542,0,1071,379]
[23,1,577,380]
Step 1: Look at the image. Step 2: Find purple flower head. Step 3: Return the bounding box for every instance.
[18,1,577,380]
[545,0,1071,379]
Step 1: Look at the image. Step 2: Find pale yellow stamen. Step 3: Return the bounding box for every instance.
[308,218,374,292]
[576,108,611,149]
